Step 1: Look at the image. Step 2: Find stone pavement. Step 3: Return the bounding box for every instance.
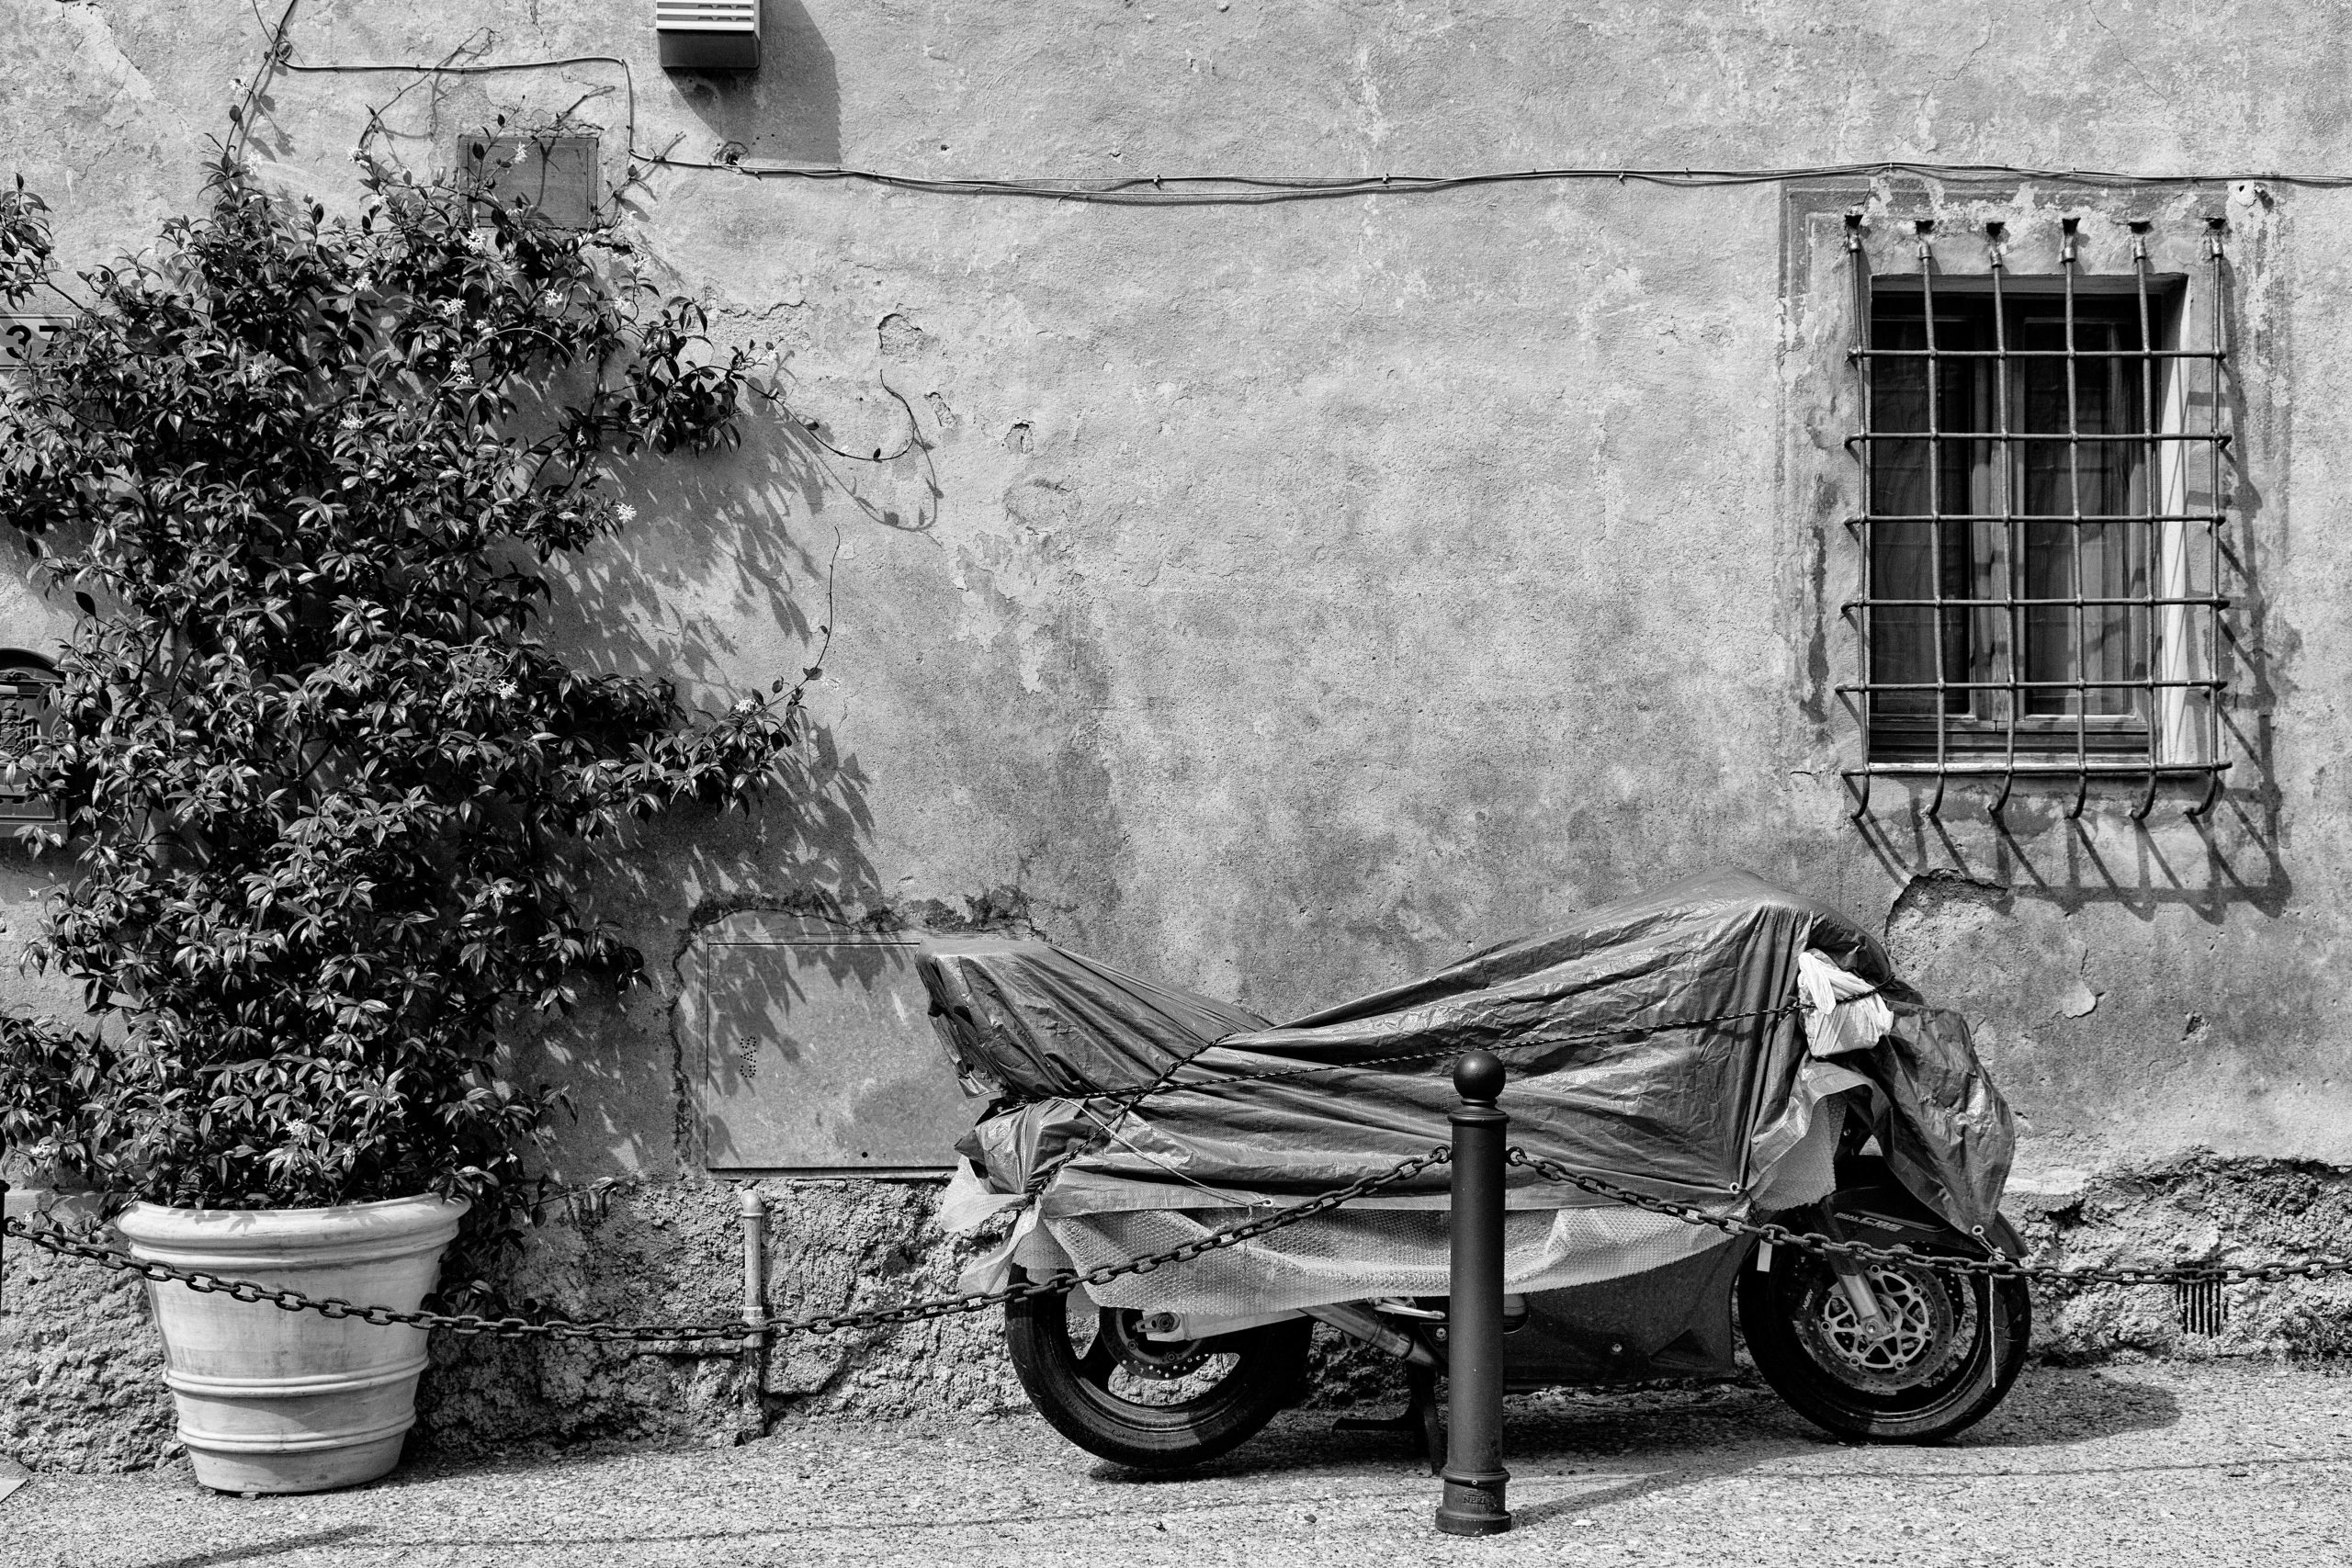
[8,1361,2351,1568]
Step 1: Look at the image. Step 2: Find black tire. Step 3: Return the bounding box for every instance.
[1740,1216,2031,1444]
[1003,1284,1313,1470]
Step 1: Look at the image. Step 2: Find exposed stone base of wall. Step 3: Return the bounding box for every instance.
[2007,1152,2352,1360]
[418,1177,1026,1456]
[0,1207,177,1474]
[11,1152,2352,1473]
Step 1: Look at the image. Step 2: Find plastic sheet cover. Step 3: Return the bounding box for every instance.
[923,870,2014,1314]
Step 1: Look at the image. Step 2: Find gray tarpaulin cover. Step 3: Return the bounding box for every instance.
[923,870,2013,1322]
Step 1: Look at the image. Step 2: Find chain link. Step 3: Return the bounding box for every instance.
[1502,1147,2352,1290]
[0,1146,1453,1343]
[15,976,2352,1349]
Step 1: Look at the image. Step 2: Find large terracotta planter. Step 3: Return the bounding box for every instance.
[116,1194,468,1494]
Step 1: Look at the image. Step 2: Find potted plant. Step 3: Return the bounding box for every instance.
[0,151,805,1491]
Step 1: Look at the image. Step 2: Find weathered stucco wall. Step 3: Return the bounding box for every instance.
[6,0,2352,1469]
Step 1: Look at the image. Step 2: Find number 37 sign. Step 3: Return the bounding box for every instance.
[1,316,64,375]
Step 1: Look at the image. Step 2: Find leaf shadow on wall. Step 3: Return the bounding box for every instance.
[504,404,946,1175]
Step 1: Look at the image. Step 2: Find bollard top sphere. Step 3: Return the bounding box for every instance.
[1453,1049,1506,1104]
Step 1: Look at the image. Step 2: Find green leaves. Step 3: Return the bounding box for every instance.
[0,164,797,1286]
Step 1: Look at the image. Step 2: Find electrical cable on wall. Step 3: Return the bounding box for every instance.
[231,19,2294,470]
[233,6,2331,207]
[642,154,2317,204]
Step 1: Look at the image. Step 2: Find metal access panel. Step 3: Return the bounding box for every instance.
[460,134,601,229]
[684,910,976,1174]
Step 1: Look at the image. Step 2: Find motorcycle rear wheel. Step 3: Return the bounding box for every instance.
[1003,1283,1312,1470]
[1739,1218,2031,1444]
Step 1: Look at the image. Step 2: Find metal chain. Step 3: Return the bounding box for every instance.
[0,1145,1453,1343]
[1504,1147,2352,1289]
[15,1136,2352,1350]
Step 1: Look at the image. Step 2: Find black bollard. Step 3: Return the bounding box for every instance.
[1434,1048,1512,1537]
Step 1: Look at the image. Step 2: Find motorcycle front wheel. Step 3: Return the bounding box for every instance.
[1003,1282,1312,1470]
[1739,1218,2032,1444]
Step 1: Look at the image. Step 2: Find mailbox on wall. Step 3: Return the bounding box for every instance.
[681,910,976,1174]
[0,649,58,824]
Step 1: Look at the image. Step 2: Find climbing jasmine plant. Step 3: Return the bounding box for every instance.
[0,159,802,1292]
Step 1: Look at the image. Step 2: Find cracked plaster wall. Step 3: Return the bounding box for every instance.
[6,0,2352,1468]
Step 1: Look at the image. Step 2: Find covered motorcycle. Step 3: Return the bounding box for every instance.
[925,870,2029,1467]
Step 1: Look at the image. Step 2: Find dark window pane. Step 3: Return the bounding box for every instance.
[1868,316,1973,716]
[2014,318,2148,717]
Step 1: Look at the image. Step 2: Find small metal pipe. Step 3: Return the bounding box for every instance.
[1852,594,2225,611]
[1918,219,1949,819]
[2131,223,2163,823]
[1434,1051,1511,1538]
[1846,430,2225,446]
[1838,675,2219,693]
[1989,220,2018,820]
[1847,212,1878,823]
[1849,512,2224,525]
[1855,347,2222,360]
[2192,217,2229,818]
[2059,217,2092,820]
[738,1188,767,1355]
[1845,760,2230,779]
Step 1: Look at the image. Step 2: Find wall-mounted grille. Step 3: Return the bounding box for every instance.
[1840,214,2232,820]
[657,0,762,71]
[2176,1278,2227,1337]
[657,0,758,30]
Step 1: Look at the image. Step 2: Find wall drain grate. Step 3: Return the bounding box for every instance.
[2176,1279,2228,1337]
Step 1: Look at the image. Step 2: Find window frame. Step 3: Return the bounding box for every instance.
[1838,215,2232,820]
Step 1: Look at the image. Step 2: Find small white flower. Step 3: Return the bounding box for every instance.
[614,503,639,524]
[339,413,362,431]
[494,681,519,700]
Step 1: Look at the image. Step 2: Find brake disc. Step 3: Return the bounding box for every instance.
[1097,1308,1210,1381]
[1796,1262,1977,1393]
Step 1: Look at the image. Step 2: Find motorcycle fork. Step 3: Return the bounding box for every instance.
[1806,1205,1896,1343]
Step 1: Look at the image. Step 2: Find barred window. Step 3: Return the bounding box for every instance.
[1843,216,2229,818]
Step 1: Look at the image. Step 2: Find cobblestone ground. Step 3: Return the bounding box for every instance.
[8,1360,2352,1567]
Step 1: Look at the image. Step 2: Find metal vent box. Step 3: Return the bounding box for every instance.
[658,0,762,72]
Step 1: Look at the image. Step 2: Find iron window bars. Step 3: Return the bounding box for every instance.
[1840,214,2230,821]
